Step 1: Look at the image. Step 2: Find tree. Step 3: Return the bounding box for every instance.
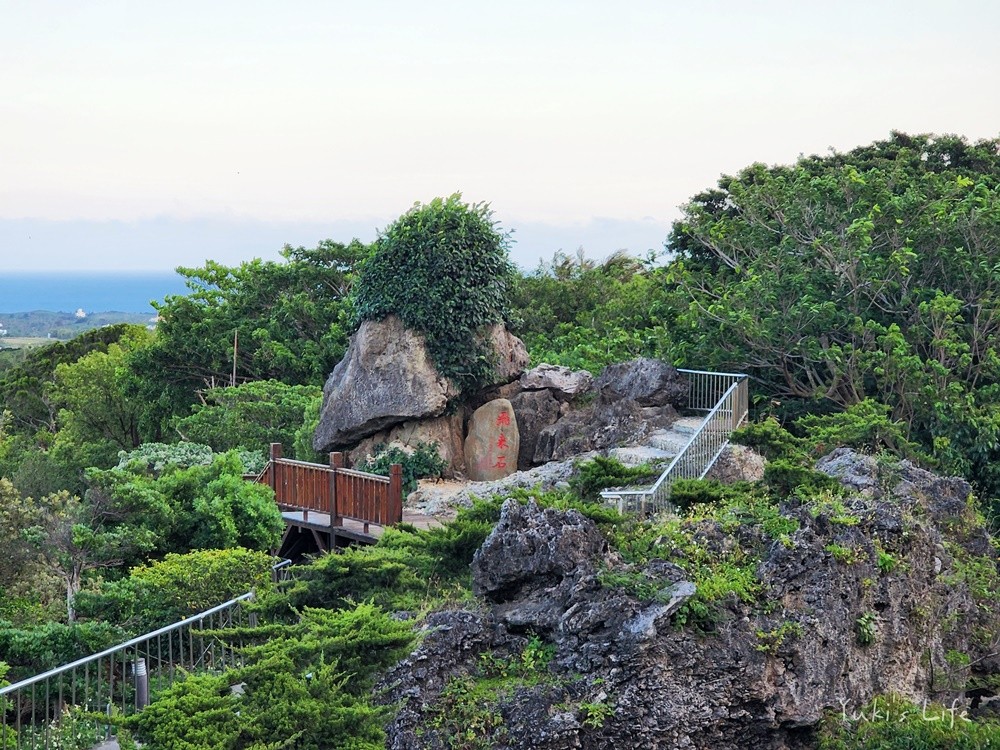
[86,450,284,558]
[127,240,367,439]
[171,380,321,458]
[48,326,152,472]
[352,194,517,392]
[669,132,1000,503]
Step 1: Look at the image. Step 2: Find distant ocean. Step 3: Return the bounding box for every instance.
[0,272,192,313]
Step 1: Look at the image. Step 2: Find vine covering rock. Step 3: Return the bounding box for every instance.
[351,194,518,393]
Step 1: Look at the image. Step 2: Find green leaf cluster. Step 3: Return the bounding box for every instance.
[356,441,447,495]
[124,604,413,750]
[352,194,517,393]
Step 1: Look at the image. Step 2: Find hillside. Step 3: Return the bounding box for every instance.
[0,310,155,342]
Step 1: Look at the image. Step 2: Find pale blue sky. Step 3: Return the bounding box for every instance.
[2,0,999,270]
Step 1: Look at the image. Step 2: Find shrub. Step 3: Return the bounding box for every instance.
[569,456,660,503]
[356,441,447,495]
[352,194,517,393]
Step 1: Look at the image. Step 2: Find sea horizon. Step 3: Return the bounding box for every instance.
[0,271,191,314]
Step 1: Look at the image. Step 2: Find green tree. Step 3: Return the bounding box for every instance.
[48,326,152,472]
[86,450,283,558]
[669,132,1000,505]
[171,380,321,457]
[127,240,367,439]
[352,194,517,392]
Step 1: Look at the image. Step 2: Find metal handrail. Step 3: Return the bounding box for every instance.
[0,558,296,749]
[601,369,749,515]
[0,593,253,697]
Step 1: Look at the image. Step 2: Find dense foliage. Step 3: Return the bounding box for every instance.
[353,194,518,392]
[128,240,366,438]
[171,379,321,458]
[669,132,1000,507]
[355,440,447,495]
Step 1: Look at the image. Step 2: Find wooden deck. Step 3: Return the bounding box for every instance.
[249,444,430,558]
[280,508,443,544]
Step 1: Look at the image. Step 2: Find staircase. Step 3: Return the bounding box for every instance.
[602,369,749,515]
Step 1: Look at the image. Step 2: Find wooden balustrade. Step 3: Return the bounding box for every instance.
[259,443,403,533]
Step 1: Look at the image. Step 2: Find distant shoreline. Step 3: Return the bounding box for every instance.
[0,271,190,315]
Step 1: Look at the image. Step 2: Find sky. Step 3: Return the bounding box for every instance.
[2,0,999,271]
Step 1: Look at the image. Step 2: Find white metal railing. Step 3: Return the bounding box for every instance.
[0,558,294,749]
[601,369,749,515]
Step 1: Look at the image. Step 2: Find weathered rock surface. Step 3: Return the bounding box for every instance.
[520,364,593,400]
[484,323,531,384]
[382,450,1000,749]
[313,316,458,451]
[533,398,678,464]
[406,453,597,515]
[704,443,766,483]
[510,390,562,470]
[346,411,466,476]
[464,399,519,481]
[594,357,688,407]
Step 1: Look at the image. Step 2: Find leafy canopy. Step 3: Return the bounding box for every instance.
[353,194,517,392]
[669,131,1000,508]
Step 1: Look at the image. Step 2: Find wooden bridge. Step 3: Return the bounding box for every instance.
[249,443,438,558]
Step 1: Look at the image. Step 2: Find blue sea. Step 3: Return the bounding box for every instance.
[0,272,192,313]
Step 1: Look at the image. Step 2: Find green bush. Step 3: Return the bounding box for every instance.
[818,694,1000,748]
[569,456,660,503]
[124,604,414,750]
[77,548,276,630]
[356,441,446,495]
[731,418,806,462]
[763,459,844,498]
[352,194,517,393]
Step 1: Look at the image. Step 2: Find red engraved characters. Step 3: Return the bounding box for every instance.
[493,410,512,469]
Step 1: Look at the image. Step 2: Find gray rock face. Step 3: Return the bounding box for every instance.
[483,323,531,384]
[472,499,610,602]
[463,399,520,481]
[704,444,766,483]
[533,398,678,464]
[510,389,562,470]
[313,316,458,451]
[346,411,466,477]
[520,364,593,400]
[595,357,689,407]
[382,450,1000,749]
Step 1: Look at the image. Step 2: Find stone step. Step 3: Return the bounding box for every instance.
[646,429,689,453]
[608,445,675,467]
[671,416,705,435]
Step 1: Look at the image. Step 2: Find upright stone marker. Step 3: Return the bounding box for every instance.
[464,399,520,481]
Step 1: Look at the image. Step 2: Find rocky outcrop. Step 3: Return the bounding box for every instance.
[704,444,766,483]
[533,397,678,464]
[594,357,688,407]
[464,399,520,481]
[313,316,458,451]
[313,316,528,457]
[528,358,686,465]
[381,451,1000,749]
[509,390,562,470]
[520,364,593,401]
[346,412,467,476]
[484,323,531,383]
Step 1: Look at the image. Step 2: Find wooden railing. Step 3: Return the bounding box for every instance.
[258,444,403,533]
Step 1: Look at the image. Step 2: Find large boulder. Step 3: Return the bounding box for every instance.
[595,357,688,407]
[533,399,678,464]
[520,364,593,401]
[346,411,466,477]
[509,390,562,470]
[483,323,531,384]
[313,316,458,451]
[463,399,519,481]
